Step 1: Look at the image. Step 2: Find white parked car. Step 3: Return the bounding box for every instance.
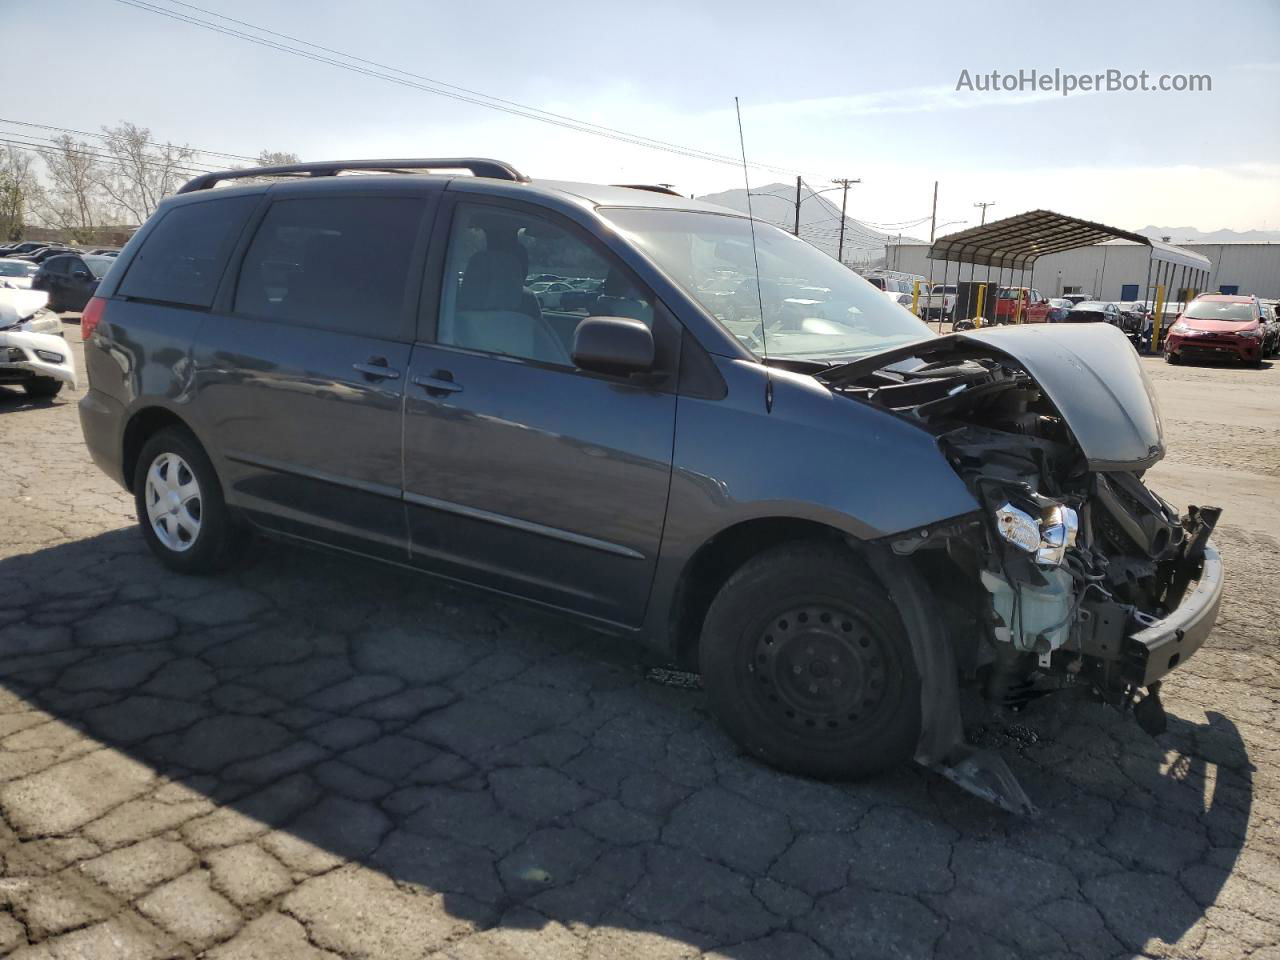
[530,280,574,308]
[0,258,38,290]
[0,288,78,398]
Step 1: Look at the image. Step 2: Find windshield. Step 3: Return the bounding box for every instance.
[0,260,35,277]
[83,256,112,279]
[602,209,932,360]
[1183,300,1256,323]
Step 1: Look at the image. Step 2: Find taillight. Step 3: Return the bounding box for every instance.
[80,296,106,340]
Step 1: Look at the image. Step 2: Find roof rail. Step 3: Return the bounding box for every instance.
[610,184,685,197]
[177,158,527,194]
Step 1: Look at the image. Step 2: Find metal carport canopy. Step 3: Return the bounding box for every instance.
[926,209,1211,271]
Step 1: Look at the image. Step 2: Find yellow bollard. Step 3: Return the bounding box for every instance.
[974,284,986,329]
[1150,284,1166,354]
[911,280,921,317]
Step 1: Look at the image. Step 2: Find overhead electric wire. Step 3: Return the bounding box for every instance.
[107,0,802,176]
[0,135,221,181]
[0,117,260,165]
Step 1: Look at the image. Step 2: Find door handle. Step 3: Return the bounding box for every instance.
[412,373,463,395]
[352,358,401,380]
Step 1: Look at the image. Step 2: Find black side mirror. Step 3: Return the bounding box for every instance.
[572,316,654,376]
[73,270,90,281]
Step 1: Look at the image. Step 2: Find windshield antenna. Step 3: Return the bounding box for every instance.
[734,96,772,411]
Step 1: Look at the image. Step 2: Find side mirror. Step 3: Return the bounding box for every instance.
[73,270,90,281]
[572,316,654,376]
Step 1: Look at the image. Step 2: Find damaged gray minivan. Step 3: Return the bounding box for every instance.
[78,159,1223,813]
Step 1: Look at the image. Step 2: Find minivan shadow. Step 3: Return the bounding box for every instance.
[0,528,1251,957]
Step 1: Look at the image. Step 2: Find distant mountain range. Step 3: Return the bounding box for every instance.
[1136,226,1280,244]
[695,182,925,265]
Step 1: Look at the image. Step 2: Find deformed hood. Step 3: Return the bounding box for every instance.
[825,322,1165,471]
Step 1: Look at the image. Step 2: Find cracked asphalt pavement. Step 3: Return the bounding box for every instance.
[0,320,1277,959]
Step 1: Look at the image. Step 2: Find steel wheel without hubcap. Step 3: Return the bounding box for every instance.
[749,604,890,735]
[144,452,202,552]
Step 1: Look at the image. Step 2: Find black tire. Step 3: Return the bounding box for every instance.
[22,377,62,398]
[700,542,921,780]
[133,426,246,574]
[1165,351,1179,364]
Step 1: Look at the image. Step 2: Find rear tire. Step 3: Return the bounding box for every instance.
[133,426,246,574]
[22,377,63,399]
[700,542,921,780]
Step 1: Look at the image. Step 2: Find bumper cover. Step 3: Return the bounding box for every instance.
[1122,542,1223,687]
[0,328,78,388]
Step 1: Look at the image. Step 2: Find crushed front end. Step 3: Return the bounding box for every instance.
[822,324,1224,809]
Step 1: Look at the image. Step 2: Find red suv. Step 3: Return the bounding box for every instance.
[1164,294,1265,366]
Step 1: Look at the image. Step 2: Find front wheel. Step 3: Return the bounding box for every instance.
[699,542,921,780]
[1165,351,1180,364]
[133,427,246,574]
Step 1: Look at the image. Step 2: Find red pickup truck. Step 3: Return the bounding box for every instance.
[996,286,1051,324]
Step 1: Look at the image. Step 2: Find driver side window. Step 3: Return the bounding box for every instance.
[437,203,654,367]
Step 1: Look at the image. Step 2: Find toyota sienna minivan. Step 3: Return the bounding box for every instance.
[78,158,1224,813]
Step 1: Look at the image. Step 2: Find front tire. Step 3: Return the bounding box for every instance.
[700,542,921,780]
[133,427,245,574]
[1165,350,1180,364]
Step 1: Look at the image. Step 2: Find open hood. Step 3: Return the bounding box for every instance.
[824,323,1164,471]
[0,288,50,329]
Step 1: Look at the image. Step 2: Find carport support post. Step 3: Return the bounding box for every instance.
[936,258,951,332]
[1151,265,1168,354]
[1141,252,1155,351]
[925,256,936,321]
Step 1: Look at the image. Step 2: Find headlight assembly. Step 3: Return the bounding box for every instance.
[994,501,1079,566]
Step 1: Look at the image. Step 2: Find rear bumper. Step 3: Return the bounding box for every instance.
[1122,543,1223,687]
[78,388,129,489]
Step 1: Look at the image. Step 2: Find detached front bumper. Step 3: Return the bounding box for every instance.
[0,328,79,389]
[1122,542,1223,687]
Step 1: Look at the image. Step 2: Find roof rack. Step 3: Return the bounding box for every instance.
[610,184,685,197]
[177,158,527,194]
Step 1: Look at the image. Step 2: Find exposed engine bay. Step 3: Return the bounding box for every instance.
[817,326,1223,809]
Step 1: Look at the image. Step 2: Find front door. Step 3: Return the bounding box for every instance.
[402,199,678,625]
[193,192,432,561]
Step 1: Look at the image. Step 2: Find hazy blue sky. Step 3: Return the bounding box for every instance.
[4,0,1278,233]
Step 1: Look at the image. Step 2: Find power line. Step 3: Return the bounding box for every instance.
[0,135,220,178]
[107,0,802,176]
[0,117,260,165]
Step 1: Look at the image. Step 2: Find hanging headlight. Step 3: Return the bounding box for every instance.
[994,501,1079,566]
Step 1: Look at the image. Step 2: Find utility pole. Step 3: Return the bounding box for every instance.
[974,200,996,225]
[833,177,861,266]
[794,176,801,236]
[929,181,938,242]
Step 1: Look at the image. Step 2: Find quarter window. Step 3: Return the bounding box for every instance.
[235,196,425,338]
[119,196,257,308]
[437,203,653,366]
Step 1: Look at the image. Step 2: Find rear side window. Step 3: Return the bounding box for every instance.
[118,196,257,308]
[234,196,425,339]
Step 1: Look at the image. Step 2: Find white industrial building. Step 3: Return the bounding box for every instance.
[885,240,1279,300]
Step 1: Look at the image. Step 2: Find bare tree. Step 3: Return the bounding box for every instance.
[0,146,41,241]
[35,135,113,243]
[256,150,300,167]
[95,122,196,224]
